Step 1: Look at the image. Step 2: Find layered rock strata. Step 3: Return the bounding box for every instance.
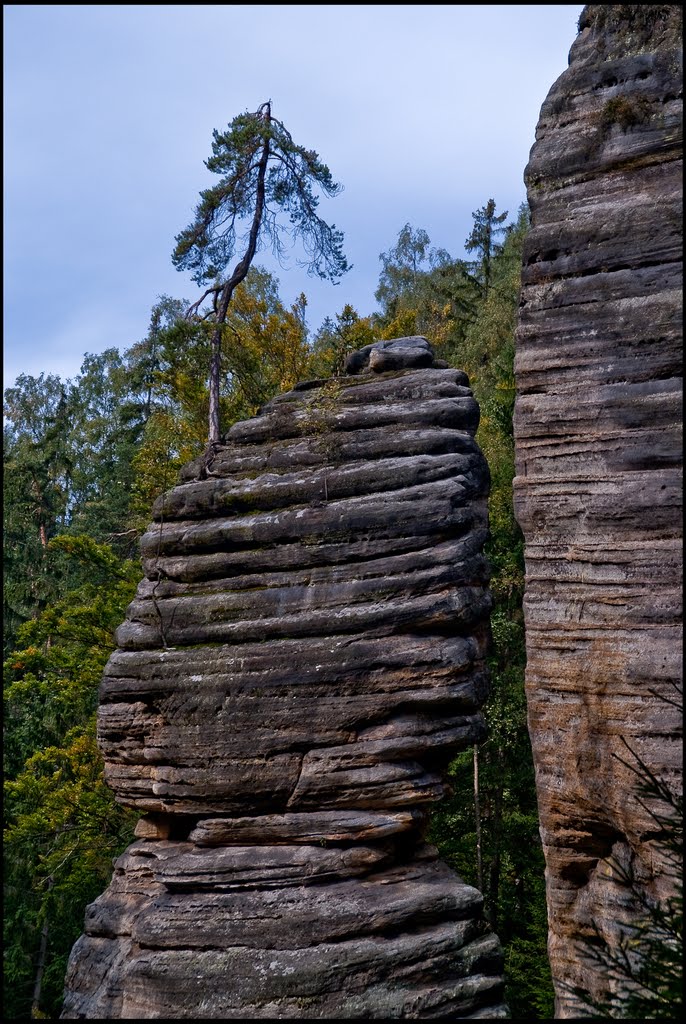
[514,6,682,1016]
[62,338,507,1018]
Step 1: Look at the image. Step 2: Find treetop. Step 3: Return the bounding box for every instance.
[172,101,349,288]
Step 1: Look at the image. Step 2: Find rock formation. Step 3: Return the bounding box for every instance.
[62,338,508,1019]
[514,5,682,1016]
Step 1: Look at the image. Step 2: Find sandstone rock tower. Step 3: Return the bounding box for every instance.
[62,338,507,1018]
[514,6,682,1016]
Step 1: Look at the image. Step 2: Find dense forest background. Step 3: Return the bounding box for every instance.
[4,200,555,1019]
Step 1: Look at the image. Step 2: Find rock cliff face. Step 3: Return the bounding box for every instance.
[62,338,507,1019]
[514,6,682,1016]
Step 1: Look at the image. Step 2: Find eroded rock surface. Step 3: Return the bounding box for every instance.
[62,338,507,1018]
[514,6,682,1016]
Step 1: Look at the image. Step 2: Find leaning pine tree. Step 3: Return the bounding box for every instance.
[172,100,350,443]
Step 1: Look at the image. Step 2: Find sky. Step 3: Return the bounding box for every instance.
[3,4,584,388]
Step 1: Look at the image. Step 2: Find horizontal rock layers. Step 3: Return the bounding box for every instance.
[514,7,683,1017]
[62,338,507,1018]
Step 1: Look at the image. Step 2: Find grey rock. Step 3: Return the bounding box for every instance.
[62,346,506,1017]
[63,849,506,1019]
[344,336,437,374]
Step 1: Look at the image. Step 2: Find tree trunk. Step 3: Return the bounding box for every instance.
[474,743,483,892]
[488,746,504,930]
[31,877,53,1019]
[205,102,272,444]
[208,325,223,443]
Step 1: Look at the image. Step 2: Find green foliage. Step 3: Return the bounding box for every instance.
[308,303,376,378]
[4,725,138,1019]
[3,538,139,1019]
[4,538,138,773]
[374,222,481,360]
[173,102,348,286]
[173,101,349,441]
[373,202,511,365]
[3,378,74,654]
[464,198,509,294]
[216,270,311,414]
[428,201,554,1017]
[566,728,682,1019]
[128,269,314,527]
[375,223,448,316]
[2,319,182,631]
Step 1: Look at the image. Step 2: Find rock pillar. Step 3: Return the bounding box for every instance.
[514,6,682,1015]
[62,338,508,1019]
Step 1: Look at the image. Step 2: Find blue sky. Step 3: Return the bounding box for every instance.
[4,4,583,387]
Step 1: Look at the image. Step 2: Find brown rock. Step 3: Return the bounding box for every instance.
[188,809,425,845]
[514,5,682,1016]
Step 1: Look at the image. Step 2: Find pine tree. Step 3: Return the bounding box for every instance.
[172,100,349,442]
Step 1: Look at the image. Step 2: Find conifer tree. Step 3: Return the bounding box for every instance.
[172,101,349,443]
[465,198,508,294]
